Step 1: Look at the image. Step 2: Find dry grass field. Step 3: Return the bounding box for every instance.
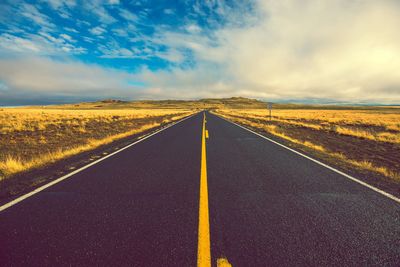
[0,108,193,180]
[214,108,400,181]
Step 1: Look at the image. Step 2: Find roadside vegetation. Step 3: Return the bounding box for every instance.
[1,97,399,195]
[0,108,193,180]
[214,108,400,181]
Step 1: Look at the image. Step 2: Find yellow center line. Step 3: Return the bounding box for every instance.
[197,112,232,267]
[197,112,211,267]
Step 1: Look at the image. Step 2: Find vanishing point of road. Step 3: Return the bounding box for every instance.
[1,112,399,266]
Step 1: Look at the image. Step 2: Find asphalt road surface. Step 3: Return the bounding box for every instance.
[1,112,399,266]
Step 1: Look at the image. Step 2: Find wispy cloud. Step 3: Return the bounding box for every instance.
[43,0,76,10]
[59,33,74,42]
[89,26,107,36]
[42,0,76,19]
[84,2,117,24]
[19,3,55,30]
[99,47,135,58]
[0,32,85,55]
[119,8,138,22]
[64,27,79,33]
[0,34,41,53]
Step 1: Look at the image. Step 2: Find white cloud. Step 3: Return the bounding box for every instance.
[89,26,107,35]
[19,3,55,30]
[185,24,202,34]
[112,28,128,37]
[119,9,138,22]
[43,0,76,9]
[155,49,185,63]
[0,34,41,52]
[0,32,85,55]
[42,0,76,19]
[82,36,95,43]
[100,47,135,58]
[98,37,140,59]
[84,2,117,24]
[59,33,74,42]
[64,27,79,33]
[76,19,91,27]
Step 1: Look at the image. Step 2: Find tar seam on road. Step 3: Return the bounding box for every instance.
[216,114,400,204]
[0,113,198,213]
[197,112,211,267]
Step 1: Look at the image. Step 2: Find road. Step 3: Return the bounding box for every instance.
[1,112,399,266]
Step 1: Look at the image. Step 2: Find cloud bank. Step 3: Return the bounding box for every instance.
[138,0,400,103]
[0,57,144,104]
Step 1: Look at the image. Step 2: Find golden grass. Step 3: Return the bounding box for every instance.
[215,109,400,181]
[331,153,400,180]
[0,108,194,180]
[216,108,400,143]
[0,109,190,133]
[0,123,157,177]
[231,117,326,152]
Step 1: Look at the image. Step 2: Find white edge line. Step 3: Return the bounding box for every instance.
[214,113,400,204]
[0,112,198,212]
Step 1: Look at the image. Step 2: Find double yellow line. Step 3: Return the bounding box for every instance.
[197,112,231,267]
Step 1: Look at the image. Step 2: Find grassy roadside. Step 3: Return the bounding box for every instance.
[0,108,194,181]
[213,109,400,184]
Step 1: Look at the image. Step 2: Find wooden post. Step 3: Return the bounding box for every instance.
[267,102,272,120]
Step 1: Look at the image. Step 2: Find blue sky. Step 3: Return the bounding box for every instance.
[1,0,400,105]
[0,1,236,72]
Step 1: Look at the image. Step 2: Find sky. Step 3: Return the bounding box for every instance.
[1,0,400,105]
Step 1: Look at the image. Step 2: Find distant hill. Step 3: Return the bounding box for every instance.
[37,97,268,109]
[26,97,400,110]
[197,97,267,108]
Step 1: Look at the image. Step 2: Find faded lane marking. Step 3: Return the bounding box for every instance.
[217,258,232,267]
